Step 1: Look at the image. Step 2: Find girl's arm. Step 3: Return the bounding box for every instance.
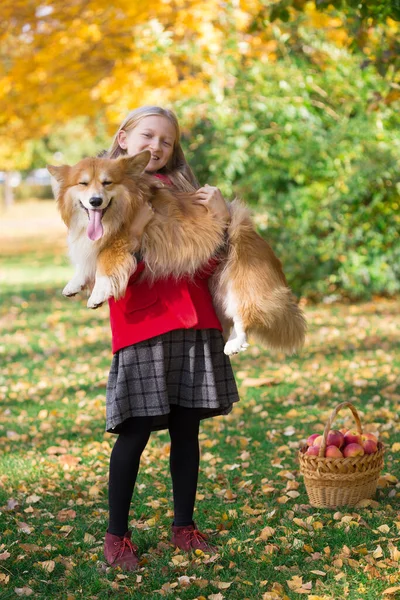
[130,201,154,239]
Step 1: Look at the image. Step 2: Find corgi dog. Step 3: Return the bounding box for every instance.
[48,151,306,355]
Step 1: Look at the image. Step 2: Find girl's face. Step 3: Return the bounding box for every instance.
[118,115,176,172]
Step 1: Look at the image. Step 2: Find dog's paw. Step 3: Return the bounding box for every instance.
[87,276,112,309]
[62,280,85,297]
[224,336,249,356]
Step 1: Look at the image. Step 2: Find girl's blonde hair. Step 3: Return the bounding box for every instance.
[106,106,199,192]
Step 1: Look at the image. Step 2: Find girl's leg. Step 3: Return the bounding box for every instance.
[108,416,152,536]
[168,405,201,527]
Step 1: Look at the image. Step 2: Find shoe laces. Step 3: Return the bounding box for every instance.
[112,536,138,559]
[184,528,208,546]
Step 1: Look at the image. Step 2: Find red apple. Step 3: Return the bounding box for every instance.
[325,445,343,458]
[363,432,378,443]
[326,430,345,449]
[343,443,364,457]
[344,430,363,446]
[306,445,321,456]
[313,435,324,447]
[307,433,321,447]
[363,439,378,454]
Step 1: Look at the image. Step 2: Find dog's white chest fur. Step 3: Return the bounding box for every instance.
[68,233,98,279]
[62,232,99,299]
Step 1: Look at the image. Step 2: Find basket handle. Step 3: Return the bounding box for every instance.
[318,401,363,458]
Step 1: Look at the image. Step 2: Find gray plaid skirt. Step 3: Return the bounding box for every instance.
[106,328,240,434]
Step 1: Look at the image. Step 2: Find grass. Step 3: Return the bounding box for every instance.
[0,227,400,600]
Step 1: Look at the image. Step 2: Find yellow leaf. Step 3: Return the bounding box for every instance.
[171,554,186,565]
[378,524,390,533]
[383,587,400,595]
[261,484,276,494]
[39,560,55,573]
[213,581,233,589]
[88,485,101,497]
[242,377,276,387]
[260,526,275,540]
[373,545,384,559]
[287,490,300,498]
[224,489,237,500]
[388,543,400,561]
[277,495,290,504]
[391,443,400,452]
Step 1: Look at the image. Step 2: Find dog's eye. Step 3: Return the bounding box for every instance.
[79,182,88,186]
[102,181,113,186]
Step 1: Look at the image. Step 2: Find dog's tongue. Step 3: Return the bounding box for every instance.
[87,209,103,241]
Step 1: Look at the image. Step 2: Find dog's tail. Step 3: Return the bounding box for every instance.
[247,287,307,354]
[225,199,307,354]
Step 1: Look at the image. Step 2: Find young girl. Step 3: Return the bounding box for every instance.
[103,106,239,571]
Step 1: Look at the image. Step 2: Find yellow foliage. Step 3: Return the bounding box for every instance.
[0,0,398,166]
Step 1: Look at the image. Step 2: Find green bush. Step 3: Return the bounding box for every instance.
[179,46,400,300]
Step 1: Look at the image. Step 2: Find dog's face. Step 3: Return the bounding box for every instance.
[47,151,151,240]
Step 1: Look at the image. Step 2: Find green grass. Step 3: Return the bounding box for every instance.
[1,246,400,600]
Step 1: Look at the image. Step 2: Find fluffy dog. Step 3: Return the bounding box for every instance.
[48,151,306,355]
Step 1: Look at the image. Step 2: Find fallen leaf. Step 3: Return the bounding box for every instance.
[14,588,34,596]
[373,545,384,559]
[46,446,68,455]
[383,586,400,595]
[25,494,41,504]
[38,560,55,573]
[17,522,32,534]
[57,509,76,522]
[260,526,276,540]
[241,377,277,387]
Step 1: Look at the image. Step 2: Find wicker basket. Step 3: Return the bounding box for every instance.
[298,402,384,508]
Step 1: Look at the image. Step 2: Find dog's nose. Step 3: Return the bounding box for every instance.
[89,196,103,208]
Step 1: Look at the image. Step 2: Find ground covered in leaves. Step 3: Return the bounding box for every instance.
[1,236,400,600]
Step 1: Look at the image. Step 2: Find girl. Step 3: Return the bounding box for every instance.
[103,106,239,571]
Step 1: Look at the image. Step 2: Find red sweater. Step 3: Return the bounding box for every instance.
[108,174,222,353]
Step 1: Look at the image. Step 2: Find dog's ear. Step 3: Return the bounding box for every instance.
[118,151,151,176]
[47,165,70,199]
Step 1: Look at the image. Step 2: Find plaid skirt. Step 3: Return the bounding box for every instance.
[106,328,240,434]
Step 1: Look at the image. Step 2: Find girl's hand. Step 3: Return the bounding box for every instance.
[193,184,230,224]
[130,202,154,239]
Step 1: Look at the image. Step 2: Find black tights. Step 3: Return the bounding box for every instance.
[108,405,201,536]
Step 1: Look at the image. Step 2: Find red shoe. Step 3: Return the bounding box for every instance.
[171,522,218,553]
[104,530,140,571]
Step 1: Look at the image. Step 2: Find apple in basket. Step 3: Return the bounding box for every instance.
[306,433,320,447]
[326,430,345,449]
[343,442,365,457]
[343,430,363,446]
[325,445,343,458]
[304,428,379,458]
[306,445,321,456]
[362,433,378,454]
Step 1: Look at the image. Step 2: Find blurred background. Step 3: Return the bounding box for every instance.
[0,0,399,300]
